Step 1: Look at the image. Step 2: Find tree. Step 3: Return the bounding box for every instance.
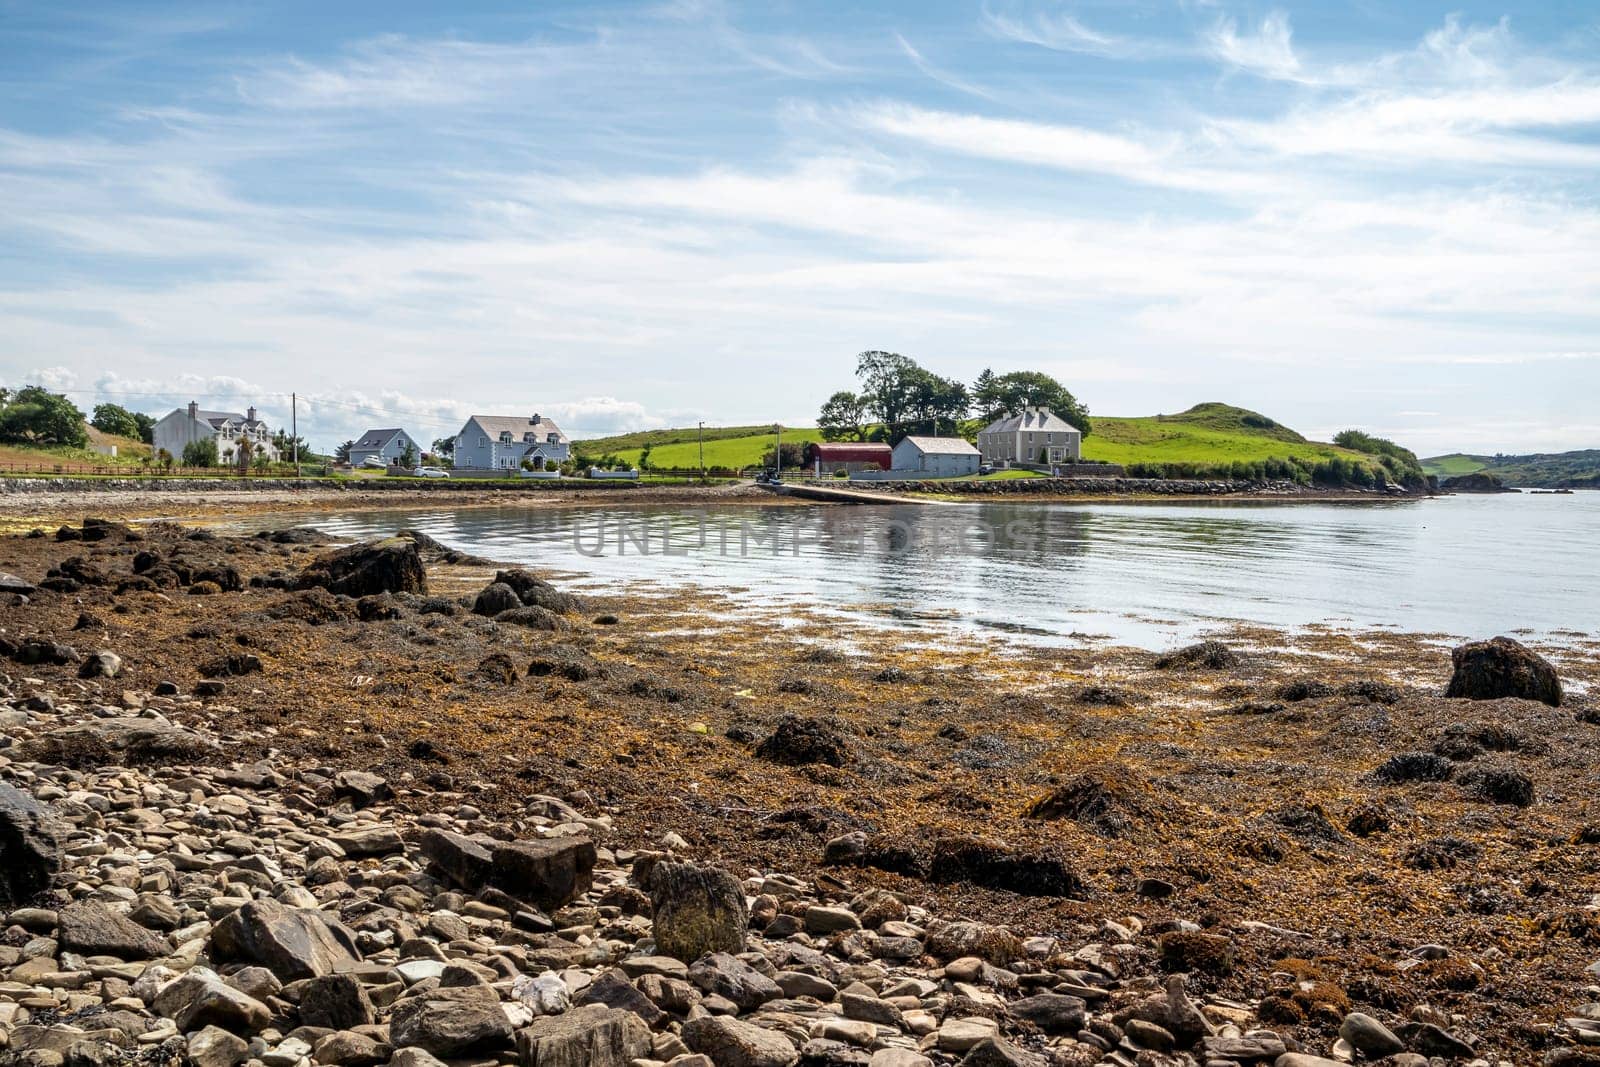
[907,370,969,434]
[132,411,155,443]
[334,439,355,464]
[90,402,142,439]
[156,448,173,472]
[817,390,869,441]
[235,438,254,473]
[0,386,88,447]
[855,350,922,441]
[273,430,310,461]
[762,442,805,469]
[431,435,455,459]
[400,442,417,468]
[973,370,1091,435]
[182,438,219,467]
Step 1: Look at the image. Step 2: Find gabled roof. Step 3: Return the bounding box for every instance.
[465,415,568,441]
[353,428,407,450]
[196,410,270,431]
[898,435,979,456]
[981,407,1080,435]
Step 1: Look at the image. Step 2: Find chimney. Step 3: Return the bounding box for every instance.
[531,413,540,425]
[247,406,257,422]
[188,401,198,419]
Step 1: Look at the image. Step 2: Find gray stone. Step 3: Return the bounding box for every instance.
[805,906,862,934]
[572,968,665,1027]
[390,984,512,1057]
[1008,993,1086,1035]
[491,835,597,910]
[515,1003,653,1067]
[207,898,363,981]
[651,861,749,962]
[57,901,169,960]
[187,1026,249,1067]
[77,651,122,679]
[681,1015,800,1067]
[331,825,405,857]
[957,1039,1049,1067]
[312,1030,388,1067]
[154,973,272,1034]
[687,952,783,1012]
[416,829,494,890]
[0,783,62,908]
[1338,1013,1405,1059]
[299,973,375,1030]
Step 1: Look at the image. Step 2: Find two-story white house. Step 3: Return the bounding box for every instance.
[452,414,570,472]
[978,406,1082,467]
[152,402,279,464]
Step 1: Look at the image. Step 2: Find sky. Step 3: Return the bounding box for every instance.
[1,1,1598,454]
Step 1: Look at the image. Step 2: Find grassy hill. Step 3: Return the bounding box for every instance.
[574,425,824,470]
[1081,403,1383,470]
[1422,450,1600,489]
[0,428,152,472]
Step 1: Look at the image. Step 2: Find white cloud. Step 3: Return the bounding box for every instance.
[980,6,1150,59]
[1204,10,1301,81]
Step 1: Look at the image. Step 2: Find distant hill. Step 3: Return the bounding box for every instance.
[1422,449,1600,489]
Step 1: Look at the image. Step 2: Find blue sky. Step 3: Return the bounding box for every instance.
[2,1,1598,453]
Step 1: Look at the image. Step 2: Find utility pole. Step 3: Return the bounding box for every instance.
[698,421,704,481]
[292,393,300,479]
[774,423,782,482]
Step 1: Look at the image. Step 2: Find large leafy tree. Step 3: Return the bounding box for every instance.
[973,370,1091,435]
[334,439,355,463]
[0,386,88,446]
[907,371,969,435]
[817,391,868,441]
[854,350,922,441]
[90,402,143,439]
[182,438,219,467]
[431,435,456,458]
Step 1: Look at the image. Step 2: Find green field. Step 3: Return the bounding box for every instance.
[1081,403,1378,468]
[575,426,824,469]
[577,404,1412,481]
[1421,453,1489,477]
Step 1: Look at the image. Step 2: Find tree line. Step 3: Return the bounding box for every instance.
[817,351,1091,442]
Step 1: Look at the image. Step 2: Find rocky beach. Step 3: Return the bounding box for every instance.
[0,513,1596,1067]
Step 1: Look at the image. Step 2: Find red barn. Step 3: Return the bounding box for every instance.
[804,442,892,475]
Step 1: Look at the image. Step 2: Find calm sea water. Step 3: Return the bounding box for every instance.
[247,492,1598,648]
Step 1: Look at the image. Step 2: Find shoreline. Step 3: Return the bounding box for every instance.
[0,515,1595,1064]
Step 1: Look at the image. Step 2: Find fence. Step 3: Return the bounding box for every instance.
[0,460,332,478]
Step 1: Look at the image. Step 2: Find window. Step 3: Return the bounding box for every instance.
[499,431,512,443]
[479,436,487,447]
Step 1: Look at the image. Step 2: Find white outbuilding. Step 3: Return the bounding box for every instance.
[891,435,981,477]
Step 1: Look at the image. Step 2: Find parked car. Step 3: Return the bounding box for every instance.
[978,464,996,475]
[360,456,387,469]
[412,466,450,479]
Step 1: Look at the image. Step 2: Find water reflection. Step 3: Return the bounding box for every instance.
[236,493,1599,648]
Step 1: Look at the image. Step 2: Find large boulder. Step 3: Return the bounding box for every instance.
[154,973,273,1034]
[925,921,1023,965]
[1445,636,1562,707]
[390,984,512,1057]
[650,861,748,962]
[472,582,522,617]
[416,830,596,910]
[681,1015,799,1067]
[22,717,220,768]
[296,538,427,597]
[58,901,170,959]
[0,782,62,907]
[515,1004,652,1067]
[207,898,363,981]
[688,952,782,1012]
[491,836,597,910]
[298,973,375,1030]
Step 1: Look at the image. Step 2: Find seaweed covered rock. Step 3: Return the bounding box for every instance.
[494,568,581,614]
[23,717,220,767]
[753,714,850,767]
[1154,640,1239,670]
[295,537,427,597]
[649,861,748,962]
[472,582,522,617]
[927,835,1083,898]
[1445,636,1562,707]
[1023,764,1155,837]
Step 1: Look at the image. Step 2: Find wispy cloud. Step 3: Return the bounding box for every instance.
[980,5,1155,60]
[1204,10,1301,81]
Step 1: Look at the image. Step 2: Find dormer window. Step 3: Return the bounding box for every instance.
[524,431,536,443]
[499,431,512,443]
[547,433,559,445]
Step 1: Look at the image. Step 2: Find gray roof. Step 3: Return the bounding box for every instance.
[467,415,568,442]
[353,428,407,450]
[898,435,979,456]
[195,409,269,431]
[980,407,1080,435]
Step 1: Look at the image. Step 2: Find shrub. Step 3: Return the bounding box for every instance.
[182,438,219,468]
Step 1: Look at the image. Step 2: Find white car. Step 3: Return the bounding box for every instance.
[412,466,450,479]
[360,456,388,469]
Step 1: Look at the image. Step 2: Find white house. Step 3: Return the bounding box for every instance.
[348,428,420,467]
[978,406,1082,467]
[452,414,571,472]
[891,436,980,477]
[152,402,279,464]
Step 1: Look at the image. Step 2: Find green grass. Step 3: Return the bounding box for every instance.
[1421,453,1489,477]
[1081,404,1375,469]
[977,468,1045,480]
[575,426,825,469]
